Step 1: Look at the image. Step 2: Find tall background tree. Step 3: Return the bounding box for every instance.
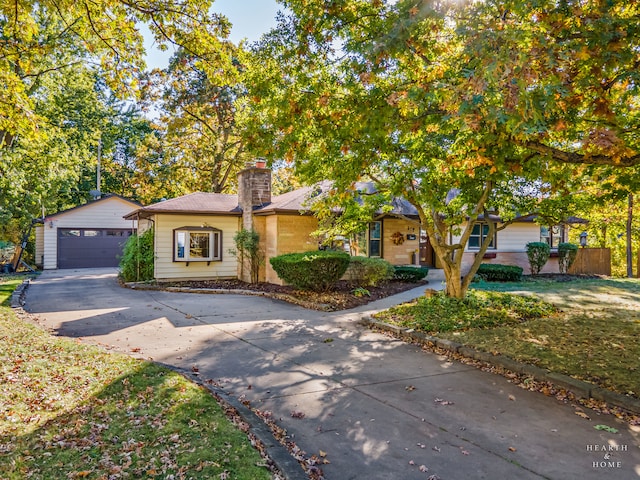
[0,0,233,240]
[147,45,250,195]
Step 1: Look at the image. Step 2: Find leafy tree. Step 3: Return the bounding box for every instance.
[0,0,230,145]
[0,0,234,241]
[149,46,249,194]
[248,0,599,297]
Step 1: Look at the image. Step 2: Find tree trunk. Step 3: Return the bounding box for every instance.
[627,193,634,278]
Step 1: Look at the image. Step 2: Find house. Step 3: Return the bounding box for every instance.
[36,195,140,269]
[124,164,586,283]
[124,166,423,283]
[453,216,586,275]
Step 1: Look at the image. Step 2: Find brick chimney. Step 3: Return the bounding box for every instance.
[237,163,271,230]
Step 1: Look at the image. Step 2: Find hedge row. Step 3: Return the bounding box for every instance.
[393,266,429,283]
[270,251,430,290]
[476,263,523,282]
[347,256,395,286]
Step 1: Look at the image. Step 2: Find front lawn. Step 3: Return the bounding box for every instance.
[375,278,640,398]
[0,280,274,480]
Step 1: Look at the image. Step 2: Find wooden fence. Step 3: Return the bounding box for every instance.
[568,248,611,276]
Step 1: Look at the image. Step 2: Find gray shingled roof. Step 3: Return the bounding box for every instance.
[125,181,422,219]
[125,192,241,219]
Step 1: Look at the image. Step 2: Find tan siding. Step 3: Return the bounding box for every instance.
[382,218,421,265]
[41,197,138,269]
[154,214,239,281]
[265,214,318,284]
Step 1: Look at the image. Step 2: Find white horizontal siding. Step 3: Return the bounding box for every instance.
[452,221,541,253]
[154,214,240,281]
[495,223,541,251]
[40,197,139,269]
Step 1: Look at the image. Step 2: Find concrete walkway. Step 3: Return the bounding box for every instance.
[23,268,640,479]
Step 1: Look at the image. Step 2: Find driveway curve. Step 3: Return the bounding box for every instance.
[24,268,640,480]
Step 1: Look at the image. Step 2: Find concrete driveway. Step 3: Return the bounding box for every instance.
[24,268,640,479]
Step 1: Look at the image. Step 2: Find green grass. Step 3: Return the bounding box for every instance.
[376,278,640,397]
[0,281,272,480]
[0,277,23,305]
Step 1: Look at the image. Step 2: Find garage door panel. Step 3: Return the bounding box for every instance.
[58,229,133,269]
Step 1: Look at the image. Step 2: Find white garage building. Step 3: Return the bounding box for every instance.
[35,195,140,270]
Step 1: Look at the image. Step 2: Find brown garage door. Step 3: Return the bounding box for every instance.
[57,228,134,268]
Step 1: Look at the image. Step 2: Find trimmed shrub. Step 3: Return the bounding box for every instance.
[347,256,395,286]
[119,228,155,282]
[526,241,550,275]
[393,265,429,282]
[558,242,579,274]
[269,250,350,291]
[476,263,523,282]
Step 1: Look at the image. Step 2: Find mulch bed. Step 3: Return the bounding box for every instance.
[160,279,423,311]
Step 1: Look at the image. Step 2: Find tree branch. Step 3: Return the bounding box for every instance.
[523,141,640,167]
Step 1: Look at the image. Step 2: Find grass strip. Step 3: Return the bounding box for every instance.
[375,279,640,397]
[0,280,273,480]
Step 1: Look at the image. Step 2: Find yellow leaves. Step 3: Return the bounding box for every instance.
[576,46,590,61]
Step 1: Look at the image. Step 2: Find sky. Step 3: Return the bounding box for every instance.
[144,0,281,70]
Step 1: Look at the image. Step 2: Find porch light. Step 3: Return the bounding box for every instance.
[579,231,588,248]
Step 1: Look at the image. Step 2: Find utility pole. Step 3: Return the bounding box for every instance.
[96,138,102,199]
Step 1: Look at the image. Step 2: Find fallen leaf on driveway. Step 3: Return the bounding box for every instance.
[291,411,306,419]
[419,465,429,472]
[509,447,517,452]
[434,398,454,406]
[575,411,590,420]
[508,394,516,401]
[406,385,416,391]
